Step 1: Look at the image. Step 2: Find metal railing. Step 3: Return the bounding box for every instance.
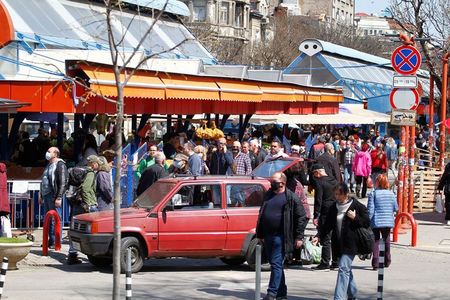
[7,180,70,230]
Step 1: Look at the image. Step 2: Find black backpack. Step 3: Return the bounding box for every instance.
[66,167,92,205]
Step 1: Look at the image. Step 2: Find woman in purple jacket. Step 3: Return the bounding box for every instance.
[96,156,113,211]
[352,143,372,198]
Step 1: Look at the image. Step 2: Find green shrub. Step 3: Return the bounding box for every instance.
[0,237,30,243]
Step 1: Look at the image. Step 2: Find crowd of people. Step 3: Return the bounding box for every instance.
[28,122,412,298]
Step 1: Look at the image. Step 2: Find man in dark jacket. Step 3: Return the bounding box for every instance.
[316,143,342,183]
[320,183,370,300]
[136,152,169,196]
[39,147,68,248]
[249,139,267,169]
[256,171,307,300]
[311,163,338,270]
[437,161,450,225]
[209,138,233,175]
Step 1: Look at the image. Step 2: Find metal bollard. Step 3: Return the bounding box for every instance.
[255,243,261,300]
[377,238,385,300]
[126,248,132,300]
[0,257,8,299]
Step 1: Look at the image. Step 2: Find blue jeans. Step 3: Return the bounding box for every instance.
[343,164,353,189]
[69,205,98,257]
[334,254,357,300]
[43,194,62,246]
[264,234,287,297]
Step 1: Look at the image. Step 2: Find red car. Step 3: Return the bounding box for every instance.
[69,157,301,272]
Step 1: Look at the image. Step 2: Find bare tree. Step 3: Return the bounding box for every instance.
[79,1,194,298]
[389,0,450,91]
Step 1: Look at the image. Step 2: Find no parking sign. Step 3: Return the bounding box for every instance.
[391,45,421,75]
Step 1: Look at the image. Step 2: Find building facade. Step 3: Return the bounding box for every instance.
[297,0,354,25]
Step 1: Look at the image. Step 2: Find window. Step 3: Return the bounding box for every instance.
[169,184,222,210]
[364,29,368,35]
[226,184,265,208]
[235,4,244,28]
[193,0,207,21]
[219,2,229,25]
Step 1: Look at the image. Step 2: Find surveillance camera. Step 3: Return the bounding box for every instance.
[299,39,323,56]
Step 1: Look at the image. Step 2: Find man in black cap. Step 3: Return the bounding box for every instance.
[311,163,339,270]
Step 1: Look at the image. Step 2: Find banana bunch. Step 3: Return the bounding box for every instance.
[195,120,224,140]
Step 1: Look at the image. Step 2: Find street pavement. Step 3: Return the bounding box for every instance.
[3,197,450,300]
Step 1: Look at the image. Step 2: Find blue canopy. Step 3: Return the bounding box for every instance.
[123,0,190,17]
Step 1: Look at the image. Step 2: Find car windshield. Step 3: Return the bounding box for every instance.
[253,159,294,178]
[134,181,176,209]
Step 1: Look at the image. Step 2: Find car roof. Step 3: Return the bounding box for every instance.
[158,175,269,184]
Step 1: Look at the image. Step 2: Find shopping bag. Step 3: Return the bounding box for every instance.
[435,193,444,213]
[300,239,313,264]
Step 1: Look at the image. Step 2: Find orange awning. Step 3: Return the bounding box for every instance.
[159,74,219,100]
[320,92,344,102]
[306,91,321,102]
[81,66,165,99]
[259,83,296,102]
[215,79,262,102]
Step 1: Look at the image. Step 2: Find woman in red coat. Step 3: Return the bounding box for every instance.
[370,142,388,183]
[0,163,12,237]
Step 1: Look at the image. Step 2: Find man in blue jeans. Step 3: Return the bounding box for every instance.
[39,147,68,248]
[256,172,307,300]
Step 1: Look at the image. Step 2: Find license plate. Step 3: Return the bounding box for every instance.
[73,241,81,251]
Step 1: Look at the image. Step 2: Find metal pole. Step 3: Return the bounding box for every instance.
[403,126,410,221]
[439,53,449,169]
[408,125,415,214]
[397,126,405,213]
[377,239,385,300]
[0,257,8,299]
[429,77,435,167]
[126,248,132,300]
[255,244,261,300]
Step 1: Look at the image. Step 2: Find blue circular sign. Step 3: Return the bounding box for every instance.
[391,45,421,75]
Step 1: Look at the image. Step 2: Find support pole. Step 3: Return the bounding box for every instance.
[377,239,385,300]
[0,257,8,299]
[408,125,415,214]
[402,126,410,223]
[57,113,64,151]
[0,114,8,161]
[126,248,132,300]
[439,53,449,169]
[429,77,435,167]
[397,126,406,213]
[254,244,261,300]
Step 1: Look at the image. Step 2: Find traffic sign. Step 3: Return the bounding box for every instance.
[393,75,418,88]
[389,88,420,110]
[391,45,422,75]
[391,109,416,126]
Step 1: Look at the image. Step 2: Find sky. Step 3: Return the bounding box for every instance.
[355,0,390,15]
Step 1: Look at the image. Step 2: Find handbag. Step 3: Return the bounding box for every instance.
[355,226,375,255]
[435,193,444,213]
[367,176,374,189]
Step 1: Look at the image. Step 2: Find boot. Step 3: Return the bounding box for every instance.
[356,184,361,198]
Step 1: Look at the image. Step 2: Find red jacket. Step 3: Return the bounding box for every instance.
[0,163,10,214]
[370,150,388,171]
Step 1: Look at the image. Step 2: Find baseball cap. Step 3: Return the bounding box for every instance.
[311,163,325,172]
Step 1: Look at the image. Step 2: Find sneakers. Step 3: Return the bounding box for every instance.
[67,257,82,265]
[330,262,339,270]
[276,297,288,300]
[313,263,330,270]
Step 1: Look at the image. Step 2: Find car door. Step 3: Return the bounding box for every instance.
[224,183,266,251]
[157,183,227,253]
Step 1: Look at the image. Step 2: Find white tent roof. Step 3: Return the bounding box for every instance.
[245,104,390,125]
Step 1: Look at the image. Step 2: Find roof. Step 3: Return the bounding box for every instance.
[1,0,214,63]
[122,0,190,17]
[0,98,30,113]
[243,104,390,125]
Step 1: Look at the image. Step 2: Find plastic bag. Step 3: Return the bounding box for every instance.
[435,193,444,213]
[301,238,322,264]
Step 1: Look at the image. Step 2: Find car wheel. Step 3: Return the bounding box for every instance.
[220,257,246,266]
[87,255,112,267]
[120,236,144,273]
[245,238,270,271]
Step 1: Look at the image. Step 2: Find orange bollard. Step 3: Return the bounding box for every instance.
[393,212,417,247]
[42,210,61,256]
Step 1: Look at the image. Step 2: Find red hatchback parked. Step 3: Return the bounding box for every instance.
[69,157,301,272]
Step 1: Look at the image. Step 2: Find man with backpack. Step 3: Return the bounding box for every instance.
[39,147,68,248]
[67,155,100,265]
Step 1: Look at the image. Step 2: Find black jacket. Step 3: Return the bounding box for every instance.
[316,152,342,183]
[249,148,268,170]
[320,198,370,256]
[256,189,307,259]
[313,175,338,220]
[136,164,169,196]
[437,162,450,193]
[53,160,68,200]
[209,151,233,175]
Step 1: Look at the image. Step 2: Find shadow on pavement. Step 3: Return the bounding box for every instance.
[198,288,327,300]
[413,212,445,223]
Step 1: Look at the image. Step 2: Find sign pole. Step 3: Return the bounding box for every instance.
[397,126,406,214]
[429,77,435,168]
[408,124,415,215]
[403,125,410,224]
[439,53,449,169]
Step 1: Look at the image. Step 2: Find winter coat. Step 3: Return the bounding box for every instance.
[352,150,372,177]
[370,150,388,171]
[367,189,398,228]
[209,151,233,175]
[437,162,450,193]
[316,152,342,183]
[313,175,338,221]
[0,163,10,214]
[256,189,307,260]
[321,198,371,256]
[96,170,113,208]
